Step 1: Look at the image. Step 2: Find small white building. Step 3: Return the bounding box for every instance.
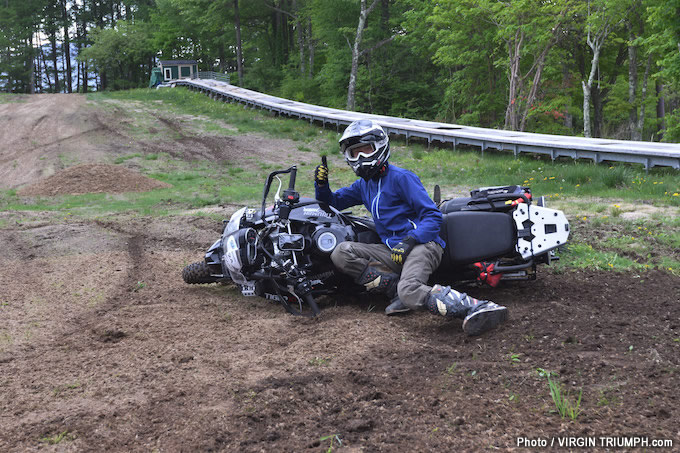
[158,60,198,82]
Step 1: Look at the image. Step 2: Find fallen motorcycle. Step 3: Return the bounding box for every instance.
[182,158,570,316]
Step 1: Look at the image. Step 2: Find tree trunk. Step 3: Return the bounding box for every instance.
[582,43,601,138]
[519,42,554,131]
[61,0,72,93]
[381,0,390,32]
[293,0,304,76]
[28,34,35,94]
[656,80,665,141]
[33,30,42,93]
[307,18,314,77]
[592,85,604,138]
[40,43,52,92]
[82,24,88,93]
[49,27,60,93]
[504,31,523,131]
[347,0,379,111]
[627,22,639,139]
[634,54,651,141]
[234,0,244,85]
[218,43,226,73]
[75,19,81,92]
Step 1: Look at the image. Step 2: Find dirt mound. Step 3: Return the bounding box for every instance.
[17,163,171,196]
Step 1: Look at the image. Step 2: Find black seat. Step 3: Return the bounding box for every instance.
[439,211,516,265]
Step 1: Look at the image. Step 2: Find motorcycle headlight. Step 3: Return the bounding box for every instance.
[224,207,247,237]
[222,227,259,284]
[316,231,338,253]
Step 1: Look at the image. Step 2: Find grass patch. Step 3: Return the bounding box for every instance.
[553,215,680,276]
[88,88,327,142]
[0,93,27,103]
[40,431,75,445]
[397,145,680,207]
[547,375,583,420]
[308,356,332,366]
[114,153,143,164]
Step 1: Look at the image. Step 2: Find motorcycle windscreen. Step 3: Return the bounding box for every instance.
[440,211,516,265]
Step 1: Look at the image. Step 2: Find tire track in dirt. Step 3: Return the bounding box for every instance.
[30,114,48,132]
[55,226,146,347]
[155,114,237,161]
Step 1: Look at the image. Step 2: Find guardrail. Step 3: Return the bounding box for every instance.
[192,71,230,83]
[173,78,680,170]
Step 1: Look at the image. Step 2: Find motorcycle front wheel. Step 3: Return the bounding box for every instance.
[182,261,222,284]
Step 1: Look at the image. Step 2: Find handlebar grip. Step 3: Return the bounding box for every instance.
[288,166,297,190]
[322,155,327,167]
[303,293,321,317]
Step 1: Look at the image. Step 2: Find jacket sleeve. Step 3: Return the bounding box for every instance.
[315,179,363,211]
[397,171,442,244]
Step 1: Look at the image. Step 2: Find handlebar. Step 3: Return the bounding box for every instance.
[261,166,297,223]
[288,166,297,190]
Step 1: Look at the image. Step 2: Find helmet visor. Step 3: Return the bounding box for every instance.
[343,142,376,162]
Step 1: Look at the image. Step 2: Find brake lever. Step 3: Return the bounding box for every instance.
[273,176,283,202]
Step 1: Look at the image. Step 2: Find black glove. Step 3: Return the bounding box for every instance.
[391,236,417,266]
[315,163,329,186]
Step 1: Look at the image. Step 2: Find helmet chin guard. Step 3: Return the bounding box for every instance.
[339,119,390,180]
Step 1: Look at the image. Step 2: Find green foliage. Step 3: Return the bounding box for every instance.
[78,21,156,90]
[547,375,583,420]
[2,0,680,144]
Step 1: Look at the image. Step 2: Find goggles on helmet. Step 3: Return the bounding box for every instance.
[343,142,376,161]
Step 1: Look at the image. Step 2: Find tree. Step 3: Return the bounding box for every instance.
[580,0,627,137]
[79,20,155,90]
[346,0,378,110]
[645,0,680,141]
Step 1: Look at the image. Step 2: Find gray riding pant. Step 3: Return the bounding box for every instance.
[331,241,444,310]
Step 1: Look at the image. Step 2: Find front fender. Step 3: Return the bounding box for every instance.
[204,238,225,277]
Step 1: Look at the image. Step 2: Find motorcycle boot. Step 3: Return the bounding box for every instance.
[427,284,507,336]
[356,264,399,299]
[385,296,411,315]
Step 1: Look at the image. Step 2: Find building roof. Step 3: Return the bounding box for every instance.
[159,60,197,65]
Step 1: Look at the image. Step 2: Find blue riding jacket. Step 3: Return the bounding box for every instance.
[315,164,446,249]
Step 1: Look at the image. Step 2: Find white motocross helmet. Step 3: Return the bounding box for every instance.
[339,119,390,180]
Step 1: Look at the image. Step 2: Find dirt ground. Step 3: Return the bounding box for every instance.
[1,95,679,452]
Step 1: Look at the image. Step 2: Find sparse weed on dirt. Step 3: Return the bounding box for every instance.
[536,369,583,420]
[547,375,583,420]
[319,434,342,452]
[445,363,458,375]
[40,430,75,445]
[308,356,332,366]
